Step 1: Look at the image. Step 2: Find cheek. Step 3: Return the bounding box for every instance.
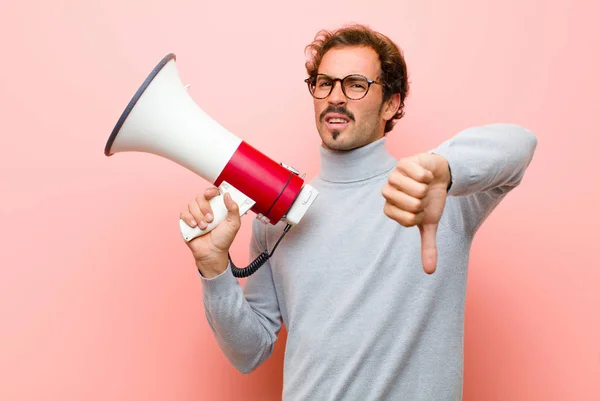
[314,101,327,121]
[353,102,382,123]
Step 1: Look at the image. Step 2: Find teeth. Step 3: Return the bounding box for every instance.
[328,118,347,123]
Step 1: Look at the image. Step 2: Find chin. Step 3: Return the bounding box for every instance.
[320,126,344,142]
[322,138,356,151]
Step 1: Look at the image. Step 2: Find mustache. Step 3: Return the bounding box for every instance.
[320,106,355,122]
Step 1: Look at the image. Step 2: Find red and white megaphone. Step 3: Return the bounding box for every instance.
[105,53,318,276]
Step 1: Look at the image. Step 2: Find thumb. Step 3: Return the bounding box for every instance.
[211,192,242,250]
[418,223,438,274]
[223,192,241,230]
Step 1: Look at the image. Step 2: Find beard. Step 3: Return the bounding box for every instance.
[319,118,384,152]
[316,102,386,151]
[319,105,354,144]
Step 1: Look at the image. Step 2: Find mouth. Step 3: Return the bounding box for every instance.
[323,113,352,130]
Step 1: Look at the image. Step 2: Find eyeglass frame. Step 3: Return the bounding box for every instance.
[304,73,383,100]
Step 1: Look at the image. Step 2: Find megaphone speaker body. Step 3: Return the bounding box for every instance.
[105,54,318,242]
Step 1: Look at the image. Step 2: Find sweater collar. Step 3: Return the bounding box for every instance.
[318,137,397,183]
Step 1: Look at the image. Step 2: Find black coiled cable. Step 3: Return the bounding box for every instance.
[229,223,292,278]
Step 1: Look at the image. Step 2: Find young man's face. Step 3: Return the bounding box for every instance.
[313,46,398,151]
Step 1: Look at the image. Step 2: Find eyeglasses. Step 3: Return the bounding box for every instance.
[304,74,382,100]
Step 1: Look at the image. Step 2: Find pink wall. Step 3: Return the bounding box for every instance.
[1,1,598,400]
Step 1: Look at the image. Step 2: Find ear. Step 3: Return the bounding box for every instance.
[382,93,401,121]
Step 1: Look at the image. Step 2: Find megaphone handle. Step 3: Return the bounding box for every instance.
[179,194,229,242]
[179,182,256,242]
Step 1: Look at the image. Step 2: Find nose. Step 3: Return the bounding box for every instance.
[328,80,347,106]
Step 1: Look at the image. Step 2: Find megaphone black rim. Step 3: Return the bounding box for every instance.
[104,53,177,156]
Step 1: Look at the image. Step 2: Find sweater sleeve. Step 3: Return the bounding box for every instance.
[200,220,283,373]
[430,123,538,235]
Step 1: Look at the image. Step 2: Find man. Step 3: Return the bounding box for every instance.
[180,24,537,400]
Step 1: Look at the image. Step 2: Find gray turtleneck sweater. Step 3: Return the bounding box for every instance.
[200,124,537,401]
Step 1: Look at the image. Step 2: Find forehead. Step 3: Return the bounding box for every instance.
[318,46,381,79]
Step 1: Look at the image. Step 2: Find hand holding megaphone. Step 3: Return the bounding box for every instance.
[179,181,256,242]
[179,187,247,278]
[104,53,318,277]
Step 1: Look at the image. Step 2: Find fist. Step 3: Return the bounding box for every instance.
[382,153,451,274]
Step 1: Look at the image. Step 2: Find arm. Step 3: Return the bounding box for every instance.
[383,123,537,273]
[431,123,538,234]
[200,219,282,374]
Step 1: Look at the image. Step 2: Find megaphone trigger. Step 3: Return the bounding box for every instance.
[179,181,255,242]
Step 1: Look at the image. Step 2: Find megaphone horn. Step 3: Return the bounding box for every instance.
[105,53,318,277]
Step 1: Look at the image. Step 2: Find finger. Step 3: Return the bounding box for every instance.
[180,210,197,228]
[383,202,424,227]
[396,158,434,184]
[204,187,219,200]
[198,190,219,223]
[387,171,429,199]
[189,198,208,229]
[382,184,424,214]
[192,187,220,224]
[419,223,438,274]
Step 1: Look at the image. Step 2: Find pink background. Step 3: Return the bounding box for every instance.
[1,1,598,400]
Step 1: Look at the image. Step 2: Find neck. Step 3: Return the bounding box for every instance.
[318,137,396,183]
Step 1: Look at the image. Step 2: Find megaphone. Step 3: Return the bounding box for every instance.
[104,53,318,277]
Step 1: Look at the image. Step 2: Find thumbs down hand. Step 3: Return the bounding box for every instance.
[382,153,451,274]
